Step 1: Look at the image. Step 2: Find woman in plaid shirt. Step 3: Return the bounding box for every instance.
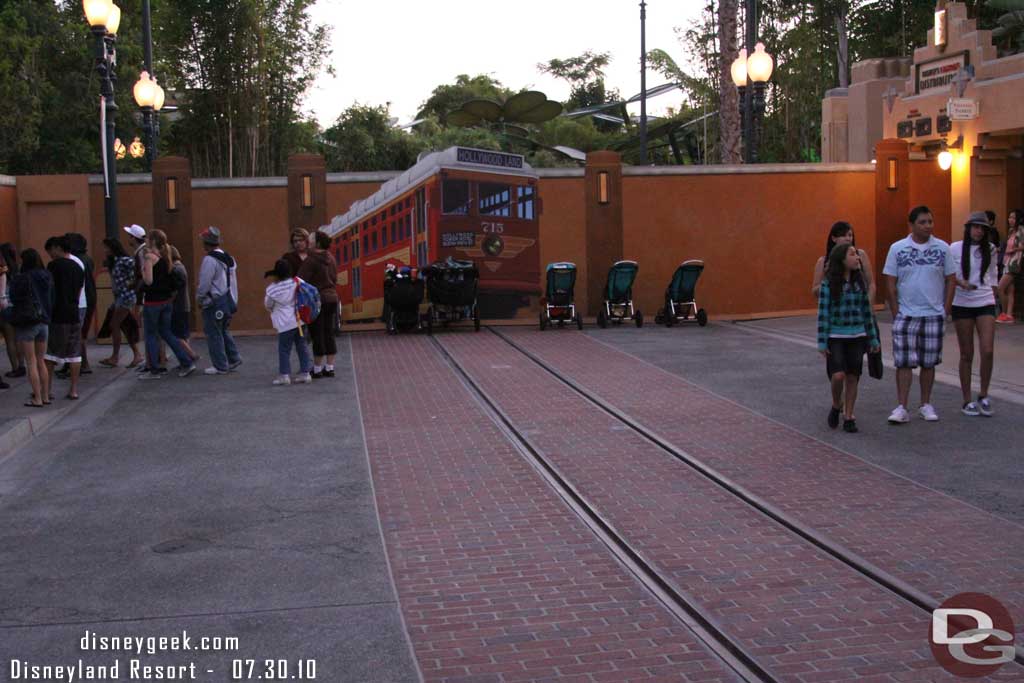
[818,243,880,433]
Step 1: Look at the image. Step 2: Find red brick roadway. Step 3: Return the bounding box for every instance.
[352,334,747,683]
[439,333,982,682]
[501,330,1024,641]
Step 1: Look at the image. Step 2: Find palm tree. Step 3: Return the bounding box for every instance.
[718,0,742,164]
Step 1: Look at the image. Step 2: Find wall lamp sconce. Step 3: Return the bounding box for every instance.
[886,158,899,191]
[301,174,313,208]
[166,177,178,211]
[937,135,963,171]
[597,171,610,205]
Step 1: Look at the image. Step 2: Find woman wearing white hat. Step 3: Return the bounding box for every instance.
[948,211,999,417]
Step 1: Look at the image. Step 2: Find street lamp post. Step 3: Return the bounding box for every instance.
[639,0,648,165]
[730,43,773,163]
[133,70,164,169]
[84,0,122,241]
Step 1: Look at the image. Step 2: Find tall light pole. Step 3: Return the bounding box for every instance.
[730,0,773,163]
[83,0,122,241]
[639,0,648,165]
[135,0,163,169]
[743,0,755,163]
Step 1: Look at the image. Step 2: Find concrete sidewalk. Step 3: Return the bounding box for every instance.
[0,336,420,683]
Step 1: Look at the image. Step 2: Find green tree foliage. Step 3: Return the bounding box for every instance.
[320,104,422,172]
[0,0,147,175]
[537,51,618,111]
[158,0,331,177]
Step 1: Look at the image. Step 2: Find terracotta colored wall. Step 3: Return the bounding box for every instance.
[537,176,587,313]
[0,184,17,246]
[908,160,952,242]
[622,171,877,318]
[88,182,155,261]
[191,186,290,331]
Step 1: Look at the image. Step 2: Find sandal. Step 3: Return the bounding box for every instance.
[65,393,79,400]
[99,358,119,368]
[126,358,143,368]
[24,401,44,408]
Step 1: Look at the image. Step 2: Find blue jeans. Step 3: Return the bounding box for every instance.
[142,303,192,370]
[278,328,312,376]
[202,306,241,371]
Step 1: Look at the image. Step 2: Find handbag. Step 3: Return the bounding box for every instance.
[868,314,884,380]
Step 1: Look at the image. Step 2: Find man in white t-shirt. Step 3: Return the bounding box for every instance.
[882,205,957,424]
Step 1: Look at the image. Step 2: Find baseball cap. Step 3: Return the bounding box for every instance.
[123,224,146,239]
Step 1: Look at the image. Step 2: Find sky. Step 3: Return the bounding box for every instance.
[304,0,705,128]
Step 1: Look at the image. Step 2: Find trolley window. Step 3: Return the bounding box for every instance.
[371,232,378,252]
[335,248,341,264]
[343,244,348,262]
[442,179,470,215]
[479,183,511,216]
[362,235,368,253]
[517,185,535,219]
[382,225,388,248]
[416,188,426,232]
[353,267,361,297]
[390,222,397,243]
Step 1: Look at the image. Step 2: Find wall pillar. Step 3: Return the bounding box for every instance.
[874,139,910,301]
[287,154,327,234]
[152,156,195,324]
[584,151,623,316]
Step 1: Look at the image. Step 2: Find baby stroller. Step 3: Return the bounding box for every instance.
[423,257,480,334]
[540,262,583,331]
[597,260,642,328]
[383,265,425,335]
[656,260,708,327]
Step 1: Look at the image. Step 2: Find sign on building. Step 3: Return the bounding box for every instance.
[916,52,968,96]
[947,98,979,120]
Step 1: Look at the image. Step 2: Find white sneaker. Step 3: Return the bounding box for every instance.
[978,396,994,417]
[961,401,981,416]
[293,372,312,384]
[919,403,940,421]
[138,371,163,381]
[272,375,291,386]
[204,367,228,376]
[177,364,197,378]
[887,405,910,424]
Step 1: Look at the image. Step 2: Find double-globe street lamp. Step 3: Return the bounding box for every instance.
[83,0,122,240]
[133,69,165,169]
[730,43,774,163]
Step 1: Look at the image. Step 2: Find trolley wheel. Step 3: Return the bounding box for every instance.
[597,309,607,329]
[473,305,481,332]
[697,308,708,327]
[635,311,644,328]
[576,313,583,331]
[386,310,397,335]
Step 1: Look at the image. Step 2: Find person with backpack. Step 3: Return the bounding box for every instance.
[98,237,142,368]
[7,249,54,406]
[264,259,312,386]
[299,231,339,378]
[139,230,195,379]
[196,226,241,375]
[169,246,201,364]
[43,237,84,399]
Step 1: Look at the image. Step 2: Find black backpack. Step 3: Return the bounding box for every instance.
[8,275,45,326]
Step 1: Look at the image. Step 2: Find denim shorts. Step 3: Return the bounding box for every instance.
[15,322,48,343]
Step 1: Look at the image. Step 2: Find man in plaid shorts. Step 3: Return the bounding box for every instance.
[883,205,957,423]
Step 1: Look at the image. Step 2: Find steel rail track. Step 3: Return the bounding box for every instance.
[486,326,1024,671]
[428,334,776,683]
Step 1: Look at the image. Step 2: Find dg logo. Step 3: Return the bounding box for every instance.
[930,592,1017,677]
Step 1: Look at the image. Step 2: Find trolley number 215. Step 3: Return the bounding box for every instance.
[231,659,316,680]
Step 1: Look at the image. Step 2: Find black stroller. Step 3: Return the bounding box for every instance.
[383,265,425,334]
[540,262,583,330]
[423,257,480,333]
[597,260,642,328]
[656,260,707,327]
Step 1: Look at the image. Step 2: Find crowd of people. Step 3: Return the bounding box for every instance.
[0,223,344,402]
[813,206,1022,432]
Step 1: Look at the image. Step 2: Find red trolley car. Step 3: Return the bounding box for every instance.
[321,146,541,323]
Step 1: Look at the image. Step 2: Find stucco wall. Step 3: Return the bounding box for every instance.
[621,169,877,318]
[0,181,17,246]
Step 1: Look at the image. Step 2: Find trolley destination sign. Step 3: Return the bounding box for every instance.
[456,148,524,169]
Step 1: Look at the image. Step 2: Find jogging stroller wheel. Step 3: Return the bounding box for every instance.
[664,306,674,327]
[697,308,708,326]
[387,310,397,335]
[426,308,433,335]
[576,313,583,330]
[597,309,607,328]
[539,311,547,331]
[473,305,481,332]
[635,311,643,328]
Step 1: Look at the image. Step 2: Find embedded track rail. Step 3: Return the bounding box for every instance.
[427,335,777,683]
[482,326,1024,672]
